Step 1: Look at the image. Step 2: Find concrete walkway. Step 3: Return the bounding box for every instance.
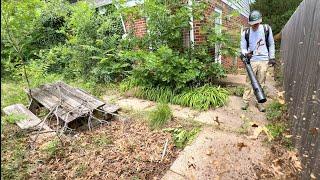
[102,72,279,179]
[162,128,269,180]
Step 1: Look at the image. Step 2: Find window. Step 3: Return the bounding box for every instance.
[214,8,222,63]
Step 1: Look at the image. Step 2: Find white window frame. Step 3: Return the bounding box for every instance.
[214,8,223,64]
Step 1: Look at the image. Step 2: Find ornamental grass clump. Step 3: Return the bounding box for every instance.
[149,103,172,129]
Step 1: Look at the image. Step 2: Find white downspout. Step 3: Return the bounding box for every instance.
[120,14,127,34]
[188,0,195,48]
[114,4,127,34]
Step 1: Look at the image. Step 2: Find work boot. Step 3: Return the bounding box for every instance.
[257,103,266,112]
[241,101,249,110]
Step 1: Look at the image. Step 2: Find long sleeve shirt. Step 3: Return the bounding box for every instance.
[240,24,275,61]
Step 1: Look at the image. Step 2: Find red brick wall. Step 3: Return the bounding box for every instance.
[192,0,248,69]
[125,18,147,38]
[123,0,248,68]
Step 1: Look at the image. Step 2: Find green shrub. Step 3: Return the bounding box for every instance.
[123,46,227,90]
[164,127,201,148]
[127,46,200,90]
[266,101,286,121]
[149,103,172,129]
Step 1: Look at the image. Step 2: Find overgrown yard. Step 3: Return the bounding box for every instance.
[1,80,201,179]
[1,0,303,179]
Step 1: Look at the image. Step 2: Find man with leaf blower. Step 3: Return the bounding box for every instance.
[240,10,276,112]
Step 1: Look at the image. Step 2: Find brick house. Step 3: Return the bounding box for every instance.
[94,0,252,68]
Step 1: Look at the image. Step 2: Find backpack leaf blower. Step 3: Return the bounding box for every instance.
[240,53,267,103]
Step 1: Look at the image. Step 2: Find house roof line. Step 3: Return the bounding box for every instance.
[93,0,250,18]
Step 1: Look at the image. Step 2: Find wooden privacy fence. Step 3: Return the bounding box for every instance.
[280,0,319,178]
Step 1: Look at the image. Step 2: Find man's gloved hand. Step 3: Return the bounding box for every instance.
[268,58,276,66]
[245,52,253,59]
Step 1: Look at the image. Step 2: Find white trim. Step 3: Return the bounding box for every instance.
[94,0,144,8]
[126,0,144,7]
[188,0,195,48]
[94,0,112,7]
[214,8,223,64]
[221,0,250,18]
[114,4,127,34]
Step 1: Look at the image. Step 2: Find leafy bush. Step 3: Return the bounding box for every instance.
[164,127,200,148]
[149,103,172,129]
[126,46,200,89]
[124,46,226,90]
[266,101,286,121]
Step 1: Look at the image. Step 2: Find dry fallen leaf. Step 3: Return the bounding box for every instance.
[248,126,273,141]
[206,149,213,156]
[277,91,286,104]
[310,173,317,179]
[237,142,247,151]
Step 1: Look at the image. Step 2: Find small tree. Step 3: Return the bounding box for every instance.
[1,0,45,88]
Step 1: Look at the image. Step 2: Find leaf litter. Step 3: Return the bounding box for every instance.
[3,119,181,179]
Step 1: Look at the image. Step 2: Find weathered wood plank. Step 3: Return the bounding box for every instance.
[281,0,320,177]
[101,104,120,113]
[56,81,105,109]
[27,81,106,123]
[3,104,52,131]
[29,88,80,123]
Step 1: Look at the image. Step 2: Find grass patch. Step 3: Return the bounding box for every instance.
[237,117,251,134]
[164,127,201,148]
[41,139,60,158]
[129,84,228,111]
[266,101,286,121]
[2,114,27,124]
[227,86,245,97]
[93,135,113,147]
[149,103,172,129]
[266,123,286,139]
[1,81,29,108]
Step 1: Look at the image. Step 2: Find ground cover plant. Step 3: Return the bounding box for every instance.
[266,100,287,121]
[132,85,229,111]
[164,127,201,148]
